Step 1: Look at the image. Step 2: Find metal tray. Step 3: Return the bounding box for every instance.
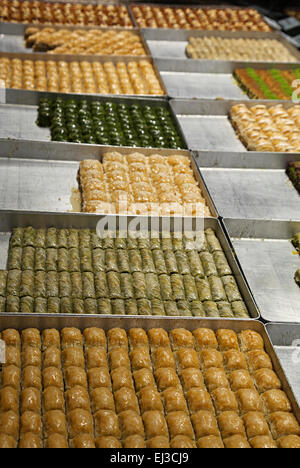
[223,219,300,323]
[142,29,300,62]
[155,58,300,101]
[0,94,186,147]
[0,211,259,319]
[200,168,300,221]
[0,145,218,218]
[0,24,150,56]
[0,315,298,420]
[0,51,167,99]
[170,99,300,155]
[266,323,300,406]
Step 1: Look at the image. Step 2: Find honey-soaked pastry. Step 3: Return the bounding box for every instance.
[44,410,67,438]
[43,386,64,412]
[216,330,239,351]
[128,328,149,348]
[95,436,121,449]
[0,387,19,413]
[277,435,300,449]
[238,330,264,352]
[176,349,200,371]
[20,411,43,438]
[0,410,19,439]
[138,387,164,414]
[19,432,43,449]
[111,367,133,392]
[45,434,69,449]
[223,350,247,371]
[4,346,21,368]
[170,435,196,448]
[109,348,130,370]
[197,435,224,449]
[250,435,278,448]
[193,329,218,350]
[43,367,64,391]
[70,434,95,449]
[162,387,188,414]
[218,411,246,439]
[223,435,251,449]
[262,390,292,414]
[42,329,60,350]
[118,410,145,439]
[43,346,61,369]
[205,368,229,392]
[133,368,156,392]
[142,411,169,439]
[152,347,176,369]
[254,369,282,393]
[130,347,152,371]
[61,328,83,349]
[1,329,21,349]
[123,435,146,448]
[268,412,300,439]
[243,412,270,439]
[211,388,239,415]
[1,365,21,390]
[91,387,115,413]
[108,328,128,351]
[66,386,90,412]
[83,328,106,349]
[199,349,223,370]
[170,329,194,350]
[22,329,41,348]
[22,366,42,390]
[229,370,255,392]
[94,410,121,439]
[147,436,170,448]
[68,409,93,439]
[191,410,220,440]
[180,368,205,391]
[87,367,111,390]
[186,388,214,414]
[0,433,17,448]
[21,387,40,414]
[155,368,181,391]
[236,389,264,415]
[62,347,85,369]
[247,350,273,372]
[22,347,42,368]
[114,387,139,414]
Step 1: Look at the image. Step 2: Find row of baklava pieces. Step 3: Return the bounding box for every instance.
[0,58,162,95]
[186,38,296,62]
[234,69,294,100]
[79,158,207,213]
[131,6,270,31]
[0,2,132,26]
[0,327,298,448]
[230,104,300,153]
[26,29,145,56]
[0,296,249,318]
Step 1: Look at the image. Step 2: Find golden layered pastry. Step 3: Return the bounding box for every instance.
[230,104,300,153]
[0,326,298,448]
[186,37,297,62]
[131,5,271,31]
[25,28,146,56]
[0,57,163,96]
[78,153,211,217]
[0,1,133,27]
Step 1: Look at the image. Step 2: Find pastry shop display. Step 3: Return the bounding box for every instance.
[77,152,211,216]
[0,326,298,448]
[287,162,300,193]
[24,28,146,56]
[131,5,271,31]
[234,68,300,100]
[0,57,164,96]
[229,104,300,153]
[37,99,181,148]
[186,37,298,63]
[0,1,133,27]
[0,224,253,317]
